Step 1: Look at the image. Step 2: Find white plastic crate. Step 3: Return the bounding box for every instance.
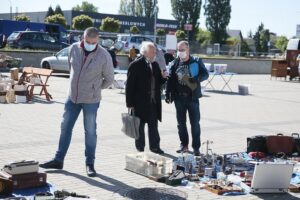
[16,95,27,103]
[238,84,250,95]
[125,152,173,177]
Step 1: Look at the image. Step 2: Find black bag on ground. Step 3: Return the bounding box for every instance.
[247,135,267,153]
[292,133,300,154]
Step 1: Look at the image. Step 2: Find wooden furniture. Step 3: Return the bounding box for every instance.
[21,67,53,101]
[271,60,288,79]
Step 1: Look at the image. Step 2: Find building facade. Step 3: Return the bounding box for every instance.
[0,10,179,34]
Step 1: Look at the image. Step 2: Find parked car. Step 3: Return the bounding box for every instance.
[116,34,165,53]
[41,47,69,72]
[7,31,69,51]
[41,38,123,72]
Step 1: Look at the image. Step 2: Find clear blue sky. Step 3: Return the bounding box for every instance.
[1,0,299,38]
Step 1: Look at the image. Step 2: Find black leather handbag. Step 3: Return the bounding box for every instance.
[247,135,267,153]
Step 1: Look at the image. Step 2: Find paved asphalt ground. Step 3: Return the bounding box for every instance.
[0,73,300,199]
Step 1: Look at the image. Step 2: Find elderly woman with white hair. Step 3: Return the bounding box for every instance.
[126,41,167,154]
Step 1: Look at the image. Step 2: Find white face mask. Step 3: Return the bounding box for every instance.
[84,41,97,52]
[177,51,187,60]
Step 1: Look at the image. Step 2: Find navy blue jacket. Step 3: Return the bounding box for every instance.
[166,56,209,100]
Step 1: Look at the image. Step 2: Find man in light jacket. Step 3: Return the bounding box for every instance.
[40,27,114,177]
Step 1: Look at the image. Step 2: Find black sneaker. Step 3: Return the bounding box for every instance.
[86,164,97,177]
[176,145,189,153]
[193,149,200,156]
[150,148,165,155]
[39,159,63,169]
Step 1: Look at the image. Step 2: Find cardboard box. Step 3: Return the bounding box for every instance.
[10,68,19,81]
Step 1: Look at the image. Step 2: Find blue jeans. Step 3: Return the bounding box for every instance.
[55,98,100,165]
[174,96,201,150]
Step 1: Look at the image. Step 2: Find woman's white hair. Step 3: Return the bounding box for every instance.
[140,41,155,55]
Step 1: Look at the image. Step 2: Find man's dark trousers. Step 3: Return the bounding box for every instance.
[174,95,201,150]
[135,103,160,150]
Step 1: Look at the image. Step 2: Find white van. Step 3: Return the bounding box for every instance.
[117,34,165,52]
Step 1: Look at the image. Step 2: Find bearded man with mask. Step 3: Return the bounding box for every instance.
[40,27,114,177]
[165,41,209,156]
[126,41,167,154]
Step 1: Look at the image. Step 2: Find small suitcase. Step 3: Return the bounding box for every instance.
[0,171,47,189]
[292,133,300,154]
[3,160,39,175]
[247,135,267,153]
[0,176,13,195]
[266,133,295,155]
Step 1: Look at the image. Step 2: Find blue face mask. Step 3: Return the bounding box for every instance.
[84,41,97,52]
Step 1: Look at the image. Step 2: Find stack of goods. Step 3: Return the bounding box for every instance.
[14,84,28,103]
[0,82,6,103]
[0,74,15,104]
[0,160,46,196]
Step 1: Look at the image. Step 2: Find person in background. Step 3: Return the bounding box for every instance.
[126,41,167,155]
[108,47,118,68]
[165,40,209,156]
[128,45,137,62]
[39,27,114,177]
[155,45,167,72]
[164,51,175,66]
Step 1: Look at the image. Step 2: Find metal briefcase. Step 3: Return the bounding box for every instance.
[3,160,39,175]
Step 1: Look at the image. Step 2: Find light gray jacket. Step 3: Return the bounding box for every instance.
[68,42,114,104]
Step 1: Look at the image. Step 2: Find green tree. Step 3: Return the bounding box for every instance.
[72,15,93,30]
[100,17,120,33]
[119,0,135,16]
[130,25,140,34]
[14,15,30,22]
[260,29,270,52]
[54,5,64,16]
[247,30,253,38]
[72,1,98,12]
[241,40,251,55]
[226,37,239,46]
[253,23,270,53]
[46,6,55,17]
[119,0,157,18]
[196,28,211,46]
[275,36,288,53]
[175,30,186,40]
[204,0,231,44]
[253,23,263,52]
[45,14,67,27]
[157,28,166,36]
[141,0,157,18]
[171,0,202,40]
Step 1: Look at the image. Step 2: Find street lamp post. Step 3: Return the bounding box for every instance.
[8,0,12,20]
[153,0,158,42]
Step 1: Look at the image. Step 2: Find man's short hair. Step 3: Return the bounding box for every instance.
[84,27,99,38]
[140,41,155,55]
[177,40,189,48]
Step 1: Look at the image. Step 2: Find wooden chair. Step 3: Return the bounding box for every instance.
[20,67,53,101]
